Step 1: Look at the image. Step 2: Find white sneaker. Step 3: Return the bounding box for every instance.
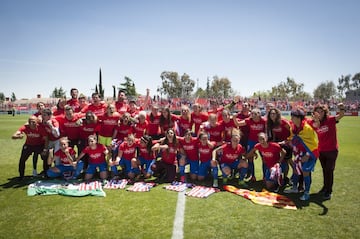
[213,179,218,188]
[284,187,299,193]
[32,169,38,177]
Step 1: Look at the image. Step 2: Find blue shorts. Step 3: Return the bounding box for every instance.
[139,157,155,175]
[302,157,317,172]
[187,159,199,175]
[220,160,240,171]
[198,161,211,177]
[264,167,273,182]
[56,165,75,174]
[120,158,132,174]
[247,140,257,152]
[86,162,108,174]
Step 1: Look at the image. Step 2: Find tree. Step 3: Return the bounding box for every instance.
[112,85,116,100]
[159,71,195,98]
[98,68,104,99]
[119,76,137,97]
[11,92,16,102]
[313,81,336,100]
[270,77,308,100]
[51,87,66,98]
[337,75,351,98]
[209,76,233,99]
[0,92,5,103]
[194,87,207,98]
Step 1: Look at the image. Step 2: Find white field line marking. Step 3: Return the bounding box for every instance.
[171,190,186,239]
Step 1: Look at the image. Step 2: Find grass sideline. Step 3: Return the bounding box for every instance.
[0,114,359,239]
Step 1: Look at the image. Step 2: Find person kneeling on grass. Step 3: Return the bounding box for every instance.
[246,132,286,191]
[47,137,83,179]
[75,134,109,181]
[108,134,140,181]
[212,129,248,187]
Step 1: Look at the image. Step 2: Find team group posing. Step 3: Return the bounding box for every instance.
[12,88,345,201]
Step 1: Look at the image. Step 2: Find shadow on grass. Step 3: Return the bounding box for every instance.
[282,191,329,215]
[0,176,38,189]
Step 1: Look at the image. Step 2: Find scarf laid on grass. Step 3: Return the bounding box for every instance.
[224,185,296,210]
[126,182,156,192]
[103,179,128,189]
[27,180,106,197]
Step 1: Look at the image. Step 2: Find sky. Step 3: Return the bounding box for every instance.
[0,0,359,99]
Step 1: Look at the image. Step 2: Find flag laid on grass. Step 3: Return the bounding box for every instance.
[224,185,297,210]
[27,180,106,197]
[103,179,128,189]
[186,186,219,198]
[126,182,156,192]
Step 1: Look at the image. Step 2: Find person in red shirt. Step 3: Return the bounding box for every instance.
[191,103,208,135]
[40,108,61,170]
[247,133,286,191]
[309,103,345,200]
[146,105,161,140]
[236,102,251,148]
[159,107,178,136]
[52,98,67,117]
[109,133,139,180]
[266,107,292,185]
[66,88,80,112]
[81,92,107,117]
[197,132,218,187]
[115,90,128,115]
[212,129,248,187]
[75,134,109,181]
[47,137,83,179]
[133,111,148,139]
[12,116,47,179]
[178,129,199,182]
[237,108,266,181]
[33,101,45,121]
[77,93,89,113]
[199,113,225,146]
[57,105,82,151]
[78,111,101,170]
[151,128,180,182]
[137,135,156,179]
[177,106,193,137]
[98,103,121,148]
[221,109,240,142]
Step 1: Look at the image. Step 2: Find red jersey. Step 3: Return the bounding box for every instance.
[82,143,107,164]
[177,117,193,136]
[309,116,338,152]
[221,119,238,142]
[134,120,148,138]
[159,142,179,164]
[98,113,121,137]
[254,142,282,168]
[245,117,266,142]
[81,102,107,117]
[137,140,155,160]
[115,101,128,115]
[191,112,208,134]
[57,114,82,140]
[114,124,134,141]
[54,147,76,166]
[40,118,60,141]
[203,123,225,144]
[179,137,199,161]
[219,143,245,164]
[270,118,291,142]
[160,114,178,134]
[67,98,80,112]
[198,141,216,163]
[119,141,137,160]
[18,124,46,146]
[79,121,101,140]
[146,113,161,136]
